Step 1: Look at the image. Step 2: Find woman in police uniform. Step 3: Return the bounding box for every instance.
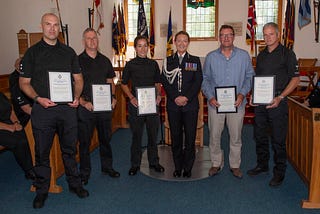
[161,31,203,178]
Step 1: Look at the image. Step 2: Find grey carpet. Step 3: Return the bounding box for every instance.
[140,145,212,181]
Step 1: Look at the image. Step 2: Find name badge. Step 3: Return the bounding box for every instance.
[185,62,197,71]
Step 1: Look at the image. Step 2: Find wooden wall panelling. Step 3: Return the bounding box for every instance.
[287,97,320,209]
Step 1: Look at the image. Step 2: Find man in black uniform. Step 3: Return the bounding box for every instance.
[161,31,203,178]
[0,92,34,180]
[121,35,164,176]
[78,28,120,185]
[19,13,89,209]
[247,22,300,187]
[9,57,33,127]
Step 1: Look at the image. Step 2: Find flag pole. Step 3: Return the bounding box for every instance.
[55,0,69,45]
[314,0,320,42]
[55,0,64,37]
[65,24,69,46]
[88,8,92,28]
[88,0,94,28]
[254,27,257,58]
[91,0,95,29]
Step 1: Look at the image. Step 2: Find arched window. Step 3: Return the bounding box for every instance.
[183,0,218,41]
[124,0,153,45]
[255,0,283,42]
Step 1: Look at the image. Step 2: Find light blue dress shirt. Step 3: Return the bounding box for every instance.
[201,47,255,110]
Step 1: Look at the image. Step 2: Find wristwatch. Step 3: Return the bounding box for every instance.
[33,95,40,103]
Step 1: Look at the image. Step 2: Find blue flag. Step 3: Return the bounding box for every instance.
[166,9,173,57]
[137,0,148,38]
[149,5,155,58]
[298,0,311,29]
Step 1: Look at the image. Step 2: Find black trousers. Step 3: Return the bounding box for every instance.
[0,127,33,173]
[167,109,198,172]
[78,106,113,180]
[31,104,81,194]
[128,104,160,167]
[254,99,288,177]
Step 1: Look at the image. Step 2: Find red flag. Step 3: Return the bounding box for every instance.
[246,0,257,54]
[119,4,127,55]
[94,0,104,34]
[282,0,295,49]
[288,0,295,49]
[149,5,155,58]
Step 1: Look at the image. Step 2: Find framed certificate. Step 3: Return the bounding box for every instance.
[252,75,275,105]
[136,86,157,116]
[92,84,112,112]
[48,71,73,103]
[215,86,237,113]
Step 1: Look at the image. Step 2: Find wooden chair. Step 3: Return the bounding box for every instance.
[251,57,256,67]
[290,58,318,98]
[298,58,318,66]
[297,58,318,91]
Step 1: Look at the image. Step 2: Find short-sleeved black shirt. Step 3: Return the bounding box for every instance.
[9,70,33,126]
[122,56,160,96]
[255,44,299,92]
[20,39,81,98]
[78,51,115,102]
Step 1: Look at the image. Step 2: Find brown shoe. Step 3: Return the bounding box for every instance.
[230,168,243,179]
[208,167,221,176]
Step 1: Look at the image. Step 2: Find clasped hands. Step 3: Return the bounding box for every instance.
[7,122,23,133]
[175,96,188,106]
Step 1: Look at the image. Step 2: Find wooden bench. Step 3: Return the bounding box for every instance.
[0,74,10,98]
[287,97,320,209]
[0,74,10,152]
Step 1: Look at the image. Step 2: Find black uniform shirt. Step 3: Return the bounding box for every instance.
[9,70,33,126]
[0,93,12,123]
[79,51,115,102]
[20,39,81,98]
[122,56,160,96]
[255,44,299,92]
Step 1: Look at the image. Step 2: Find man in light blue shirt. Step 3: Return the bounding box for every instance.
[202,25,254,178]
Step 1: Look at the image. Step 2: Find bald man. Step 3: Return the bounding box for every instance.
[19,13,88,209]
